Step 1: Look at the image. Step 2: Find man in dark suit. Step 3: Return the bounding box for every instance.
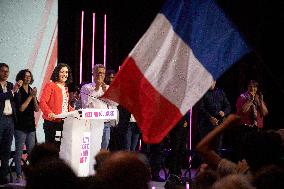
[0,63,22,185]
[198,80,231,152]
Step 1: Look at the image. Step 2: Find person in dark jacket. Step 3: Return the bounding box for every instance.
[198,80,231,151]
[0,63,22,184]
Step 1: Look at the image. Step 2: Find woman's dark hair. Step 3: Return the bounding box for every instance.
[50,63,73,84]
[247,80,259,88]
[16,69,34,84]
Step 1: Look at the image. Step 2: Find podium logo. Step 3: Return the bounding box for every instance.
[80,135,90,164]
[81,109,118,120]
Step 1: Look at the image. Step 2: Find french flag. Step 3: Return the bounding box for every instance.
[103,0,250,143]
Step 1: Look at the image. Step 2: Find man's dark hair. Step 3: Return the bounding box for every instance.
[104,69,116,85]
[50,63,73,84]
[68,82,80,93]
[25,159,79,189]
[0,62,9,69]
[16,69,34,84]
[106,69,116,77]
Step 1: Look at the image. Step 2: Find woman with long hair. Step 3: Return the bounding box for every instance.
[39,63,73,150]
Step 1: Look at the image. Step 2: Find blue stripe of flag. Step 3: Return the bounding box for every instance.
[161,0,250,79]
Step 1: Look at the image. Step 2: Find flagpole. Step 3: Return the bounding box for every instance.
[189,107,192,168]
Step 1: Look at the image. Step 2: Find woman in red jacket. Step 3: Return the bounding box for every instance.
[39,63,73,150]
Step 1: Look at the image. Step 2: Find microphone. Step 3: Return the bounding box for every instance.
[258,91,263,102]
[80,90,111,107]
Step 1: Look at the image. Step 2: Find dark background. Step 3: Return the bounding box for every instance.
[58,0,284,133]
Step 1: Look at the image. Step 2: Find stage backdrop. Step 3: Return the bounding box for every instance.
[0,0,58,144]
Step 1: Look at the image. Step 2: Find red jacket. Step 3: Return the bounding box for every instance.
[39,81,74,122]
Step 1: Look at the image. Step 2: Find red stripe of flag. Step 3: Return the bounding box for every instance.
[103,57,182,143]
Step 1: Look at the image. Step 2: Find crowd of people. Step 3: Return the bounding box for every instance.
[1,61,284,189]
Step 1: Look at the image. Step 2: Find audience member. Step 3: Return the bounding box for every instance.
[191,168,218,189]
[196,114,283,178]
[25,158,80,189]
[28,143,59,166]
[95,151,151,189]
[211,174,254,189]
[253,164,284,189]
[196,115,248,176]
[93,149,112,173]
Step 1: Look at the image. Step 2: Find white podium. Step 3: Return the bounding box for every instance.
[59,109,117,177]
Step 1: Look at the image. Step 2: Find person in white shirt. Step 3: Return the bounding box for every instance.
[80,64,117,173]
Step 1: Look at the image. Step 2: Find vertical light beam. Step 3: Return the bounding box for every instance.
[103,14,107,68]
[79,11,84,84]
[92,13,96,82]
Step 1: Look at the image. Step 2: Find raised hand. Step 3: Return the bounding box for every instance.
[253,94,263,107]
[101,82,107,92]
[30,87,37,97]
[219,111,225,117]
[95,78,107,92]
[13,80,23,93]
[209,116,219,126]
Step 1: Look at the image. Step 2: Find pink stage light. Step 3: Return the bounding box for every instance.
[139,139,142,151]
[186,182,190,189]
[103,14,107,68]
[79,11,84,84]
[92,13,96,82]
[189,107,192,167]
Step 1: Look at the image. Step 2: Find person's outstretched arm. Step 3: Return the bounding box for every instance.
[196,114,240,168]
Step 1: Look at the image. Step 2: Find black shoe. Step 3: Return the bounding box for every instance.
[151,175,165,182]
